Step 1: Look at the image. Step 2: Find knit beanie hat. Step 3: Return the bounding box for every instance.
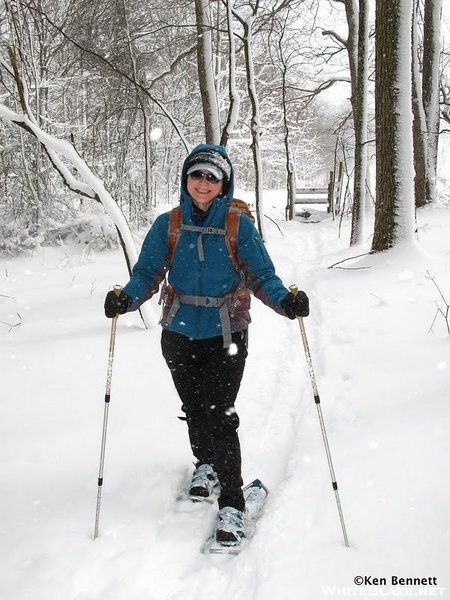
[184,149,232,195]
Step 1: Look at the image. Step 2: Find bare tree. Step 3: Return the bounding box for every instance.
[0,49,158,325]
[231,0,303,238]
[411,3,429,209]
[269,6,305,221]
[421,0,442,204]
[442,48,450,128]
[220,0,241,148]
[347,0,369,246]
[372,0,415,252]
[324,0,370,245]
[233,5,266,237]
[194,0,221,144]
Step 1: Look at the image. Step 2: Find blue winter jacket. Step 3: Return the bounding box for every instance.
[123,144,290,342]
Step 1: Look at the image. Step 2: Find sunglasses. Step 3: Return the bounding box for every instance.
[188,170,221,184]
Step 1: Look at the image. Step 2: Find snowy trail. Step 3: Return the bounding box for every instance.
[1,204,449,600]
[0,213,332,600]
[86,215,334,600]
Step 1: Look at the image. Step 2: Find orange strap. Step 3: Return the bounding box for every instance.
[168,204,241,270]
[224,206,240,270]
[168,206,182,265]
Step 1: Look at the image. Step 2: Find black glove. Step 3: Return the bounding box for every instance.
[281,290,309,319]
[104,289,131,318]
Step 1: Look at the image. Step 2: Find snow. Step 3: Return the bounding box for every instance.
[0,104,141,276]
[224,0,240,138]
[198,0,221,145]
[394,0,415,243]
[1,196,449,599]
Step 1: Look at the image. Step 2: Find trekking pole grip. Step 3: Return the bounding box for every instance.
[113,284,123,319]
[289,284,299,300]
[289,284,305,324]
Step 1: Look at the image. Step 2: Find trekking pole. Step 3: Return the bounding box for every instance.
[290,285,349,547]
[93,285,122,540]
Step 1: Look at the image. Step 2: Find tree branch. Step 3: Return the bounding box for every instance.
[322,29,348,48]
[23,3,190,151]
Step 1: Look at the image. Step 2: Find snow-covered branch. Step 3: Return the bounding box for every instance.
[322,29,348,48]
[0,101,157,328]
[221,0,241,147]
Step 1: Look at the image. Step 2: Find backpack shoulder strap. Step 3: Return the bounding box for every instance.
[168,207,182,264]
[231,198,255,223]
[226,205,241,271]
[168,201,251,270]
[226,198,255,270]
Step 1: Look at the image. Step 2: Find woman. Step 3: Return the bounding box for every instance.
[104,143,309,547]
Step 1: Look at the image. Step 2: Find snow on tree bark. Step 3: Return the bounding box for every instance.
[221,0,241,148]
[412,6,429,209]
[372,0,415,252]
[241,13,266,241]
[422,0,443,205]
[195,0,221,145]
[348,0,369,246]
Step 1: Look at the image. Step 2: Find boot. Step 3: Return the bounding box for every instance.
[189,464,219,499]
[215,506,246,546]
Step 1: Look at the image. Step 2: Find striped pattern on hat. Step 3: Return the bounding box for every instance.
[185,150,232,182]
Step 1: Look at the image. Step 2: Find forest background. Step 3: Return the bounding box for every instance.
[0,0,449,262]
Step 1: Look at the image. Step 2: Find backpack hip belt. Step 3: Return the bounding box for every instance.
[164,289,232,348]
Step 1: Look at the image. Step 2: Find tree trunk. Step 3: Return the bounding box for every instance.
[242,15,266,240]
[372,0,415,252]
[411,6,428,208]
[195,0,221,144]
[220,0,240,148]
[421,0,442,204]
[348,0,369,246]
[281,42,295,221]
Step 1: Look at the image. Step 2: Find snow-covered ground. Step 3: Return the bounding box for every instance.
[1,195,449,600]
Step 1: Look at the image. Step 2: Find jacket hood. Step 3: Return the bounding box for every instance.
[180,144,234,207]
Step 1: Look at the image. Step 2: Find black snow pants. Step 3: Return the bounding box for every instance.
[161,328,248,512]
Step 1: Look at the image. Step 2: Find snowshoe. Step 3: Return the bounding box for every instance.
[202,479,268,555]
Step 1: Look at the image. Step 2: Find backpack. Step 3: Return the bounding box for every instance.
[160,199,254,347]
[167,198,254,270]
